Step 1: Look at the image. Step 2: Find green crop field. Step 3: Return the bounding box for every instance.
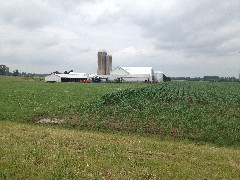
[0,76,240,179]
[70,81,240,147]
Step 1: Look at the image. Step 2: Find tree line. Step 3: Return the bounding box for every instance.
[0,64,47,77]
[171,76,239,82]
[0,64,74,77]
[0,64,20,76]
[1,64,239,82]
[53,70,73,74]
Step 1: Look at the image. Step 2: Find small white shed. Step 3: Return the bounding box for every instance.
[45,74,61,82]
[154,71,164,82]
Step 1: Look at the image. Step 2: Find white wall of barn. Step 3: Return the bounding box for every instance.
[45,74,61,82]
[154,71,164,82]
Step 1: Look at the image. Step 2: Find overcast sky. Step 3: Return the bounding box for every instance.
[0,0,240,77]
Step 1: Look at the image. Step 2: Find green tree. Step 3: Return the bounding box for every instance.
[0,65,10,75]
[53,71,61,74]
[12,69,20,76]
[163,74,171,82]
[21,72,27,76]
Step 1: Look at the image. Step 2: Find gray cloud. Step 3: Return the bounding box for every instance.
[0,0,61,29]
[118,0,240,56]
[85,0,240,57]
[0,0,239,77]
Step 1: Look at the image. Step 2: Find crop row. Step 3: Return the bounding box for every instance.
[71,82,240,147]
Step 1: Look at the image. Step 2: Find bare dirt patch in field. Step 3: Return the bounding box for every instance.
[37,118,64,125]
[34,115,66,125]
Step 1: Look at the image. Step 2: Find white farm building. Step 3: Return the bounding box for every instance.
[45,67,164,83]
[99,66,164,82]
[45,73,90,83]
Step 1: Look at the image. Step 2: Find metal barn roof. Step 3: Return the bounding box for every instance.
[154,71,163,74]
[56,74,87,79]
[121,67,153,75]
[69,72,88,76]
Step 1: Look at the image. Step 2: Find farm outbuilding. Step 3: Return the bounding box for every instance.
[111,66,153,76]
[108,66,153,82]
[45,74,61,82]
[154,71,164,82]
[45,73,88,83]
[106,66,164,82]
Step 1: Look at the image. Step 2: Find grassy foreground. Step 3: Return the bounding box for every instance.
[1,121,240,179]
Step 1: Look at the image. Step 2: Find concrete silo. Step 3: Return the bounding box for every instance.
[97,49,112,75]
[97,49,107,75]
[106,55,112,75]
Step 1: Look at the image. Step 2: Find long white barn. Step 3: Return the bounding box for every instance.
[103,66,164,82]
[45,73,89,82]
[45,74,88,82]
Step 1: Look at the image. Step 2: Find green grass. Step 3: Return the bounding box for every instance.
[1,121,240,179]
[1,76,240,179]
[0,76,148,122]
[1,77,240,147]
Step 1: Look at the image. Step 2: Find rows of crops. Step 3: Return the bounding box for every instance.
[69,82,240,147]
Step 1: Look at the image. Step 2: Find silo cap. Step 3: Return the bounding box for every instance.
[98,49,107,52]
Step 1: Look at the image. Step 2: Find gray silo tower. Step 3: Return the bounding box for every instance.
[106,55,112,75]
[97,49,107,75]
[97,49,112,75]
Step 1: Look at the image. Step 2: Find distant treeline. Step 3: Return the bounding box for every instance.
[1,64,239,82]
[171,76,239,82]
[0,64,48,77]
